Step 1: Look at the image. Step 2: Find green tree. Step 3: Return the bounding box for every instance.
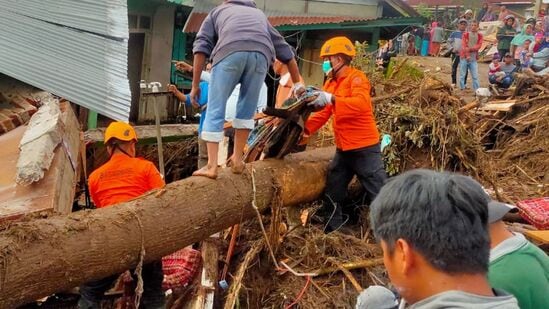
[416,3,433,20]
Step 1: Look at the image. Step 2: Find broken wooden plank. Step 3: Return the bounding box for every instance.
[53,100,82,215]
[459,99,480,113]
[486,99,518,105]
[85,124,198,145]
[0,100,80,223]
[16,98,63,185]
[189,237,219,309]
[478,102,516,112]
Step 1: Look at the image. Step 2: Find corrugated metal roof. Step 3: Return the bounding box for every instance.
[0,1,131,121]
[0,0,128,39]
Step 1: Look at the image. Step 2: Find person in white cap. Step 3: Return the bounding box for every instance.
[487,200,549,309]
[453,9,474,31]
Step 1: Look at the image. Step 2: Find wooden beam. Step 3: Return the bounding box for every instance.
[478,102,516,112]
[189,237,219,309]
[85,124,198,145]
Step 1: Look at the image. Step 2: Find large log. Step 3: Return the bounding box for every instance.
[0,147,334,308]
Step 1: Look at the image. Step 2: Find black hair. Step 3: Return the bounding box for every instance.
[370,169,490,274]
[106,138,132,147]
[106,138,134,157]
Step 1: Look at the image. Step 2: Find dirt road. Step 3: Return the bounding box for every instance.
[402,56,491,101]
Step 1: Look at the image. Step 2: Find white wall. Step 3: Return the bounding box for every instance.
[149,5,175,87]
[139,5,176,122]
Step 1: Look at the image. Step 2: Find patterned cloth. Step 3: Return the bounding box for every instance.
[162,247,201,290]
[516,197,549,230]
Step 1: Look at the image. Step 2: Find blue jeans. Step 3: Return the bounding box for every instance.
[459,58,479,90]
[201,51,268,142]
[489,74,513,89]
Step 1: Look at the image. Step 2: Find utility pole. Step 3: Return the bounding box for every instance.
[533,0,542,17]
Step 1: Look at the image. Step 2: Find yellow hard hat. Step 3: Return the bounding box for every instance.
[320,36,356,58]
[104,121,137,144]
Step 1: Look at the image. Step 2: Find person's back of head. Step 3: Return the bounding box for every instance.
[370,169,491,303]
[104,121,138,158]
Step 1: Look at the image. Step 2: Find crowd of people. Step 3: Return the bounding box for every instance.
[396,4,549,91]
[489,14,549,89]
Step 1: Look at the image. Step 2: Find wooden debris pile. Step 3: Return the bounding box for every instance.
[218,217,387,309]
[138,139,198,182]
[373,75,484,176]
[474,72,549,201]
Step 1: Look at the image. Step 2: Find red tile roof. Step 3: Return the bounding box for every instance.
[183,13,370,33]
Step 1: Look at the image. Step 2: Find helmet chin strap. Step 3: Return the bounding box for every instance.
[109,143,133,158]
[329,59,345,78]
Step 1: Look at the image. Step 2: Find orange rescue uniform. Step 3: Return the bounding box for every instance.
[88,153,165,208]
[305,67,380,151]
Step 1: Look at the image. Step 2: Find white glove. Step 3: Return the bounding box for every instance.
[308,91,333,109]
[291,82,306,97]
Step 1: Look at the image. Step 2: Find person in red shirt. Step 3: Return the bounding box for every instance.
[304,36,387,233]
[79,121,165,309]
[459,20,483,91]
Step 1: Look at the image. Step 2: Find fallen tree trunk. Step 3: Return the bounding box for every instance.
[0,147,335,308]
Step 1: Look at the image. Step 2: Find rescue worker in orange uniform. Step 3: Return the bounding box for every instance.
[305,37,387,233]
[78,122,165,309]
